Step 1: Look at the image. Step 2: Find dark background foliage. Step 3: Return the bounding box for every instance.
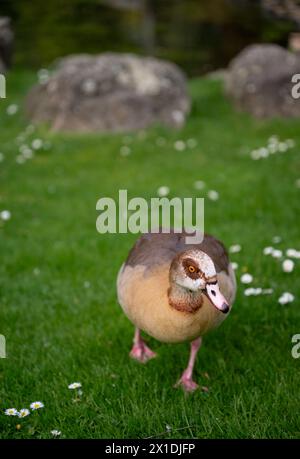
[0,0,296,74]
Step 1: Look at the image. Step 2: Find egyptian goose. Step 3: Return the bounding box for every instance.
[117,230,236,392]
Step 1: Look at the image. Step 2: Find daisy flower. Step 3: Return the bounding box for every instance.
[229,244,241,254]
[187,138,197,148]
[241,273,253,284]
[278,292,294,305]
[120,145,131,156]
[31,139,43,150]
[263,246,274,255]
[207,190,219,201]
[6,104,18,115]
[282,259,294,273]
[18,408,30,418]
[30,401,44,410]
[0,210,11,221]
[51,430,61,437]
[174,140,185,151]
[157,186,170,197]
[68,382,82,390]
[272,236,282,244]
[244,287,262,296]
[5,408,18,416]
[286,249,300,259]
[271,249,282,259]
[194,180,205,190]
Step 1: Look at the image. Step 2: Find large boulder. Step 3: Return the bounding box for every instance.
[225,44,300,118]
[0,17,14,73]
[26,53,190,132]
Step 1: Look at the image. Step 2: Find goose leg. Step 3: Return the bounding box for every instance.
[129,328,157,363]
[175,337,202,392]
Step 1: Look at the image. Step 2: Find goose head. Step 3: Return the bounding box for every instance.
[169,249,229,314]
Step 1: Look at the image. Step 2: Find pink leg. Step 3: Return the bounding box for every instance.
[175,337,202,392]
[129,328,157,363]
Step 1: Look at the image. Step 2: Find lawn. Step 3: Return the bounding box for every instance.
[0,70,300,439]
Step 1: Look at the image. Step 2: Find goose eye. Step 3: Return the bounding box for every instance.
[188,265,196,273]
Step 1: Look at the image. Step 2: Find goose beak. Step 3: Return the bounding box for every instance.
[204,282,229,314]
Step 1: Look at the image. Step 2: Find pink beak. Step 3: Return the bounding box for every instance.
[205,282,229,314]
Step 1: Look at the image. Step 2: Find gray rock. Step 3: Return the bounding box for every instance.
[26,53,190,132]
[225,44,300,118]
[0,17,14,72]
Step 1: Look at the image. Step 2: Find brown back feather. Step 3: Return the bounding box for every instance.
[125,229,229,274]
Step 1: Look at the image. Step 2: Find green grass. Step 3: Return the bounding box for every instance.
[0,70,300,439]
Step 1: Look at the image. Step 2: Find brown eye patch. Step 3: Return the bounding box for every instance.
[182,258,200,279]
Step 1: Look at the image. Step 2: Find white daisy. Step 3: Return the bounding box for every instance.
[32,139,43,150]
[267,144,278,154]
[23,148,33,159]
[258,147,269,158]
[186,138,197,148]
[18,408,30,418]
[278,142,288,152]
[286,139,295,148]
[157,186,170,197]
[263,246,274,255]
[282,259,295,273]
[194,180,205,190]
[51,430,61,437]
[268,135,278,144]
[271,249,282,259]
[278,292,294,305]
[229,244,241,254]
[272,236,281,244]
[241,273,253,284]
[174,140,186,151]
[30,401,44,410]
[231,262,238,270]
[68,382,82,390]
[6,104,18,115]
[207,190,219,201]
[244,287,262,296]
[0,210,11,221]
[120,145,131,156]
[5,408,19,416]
[250,149,261,160]
[286,248,300,259]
